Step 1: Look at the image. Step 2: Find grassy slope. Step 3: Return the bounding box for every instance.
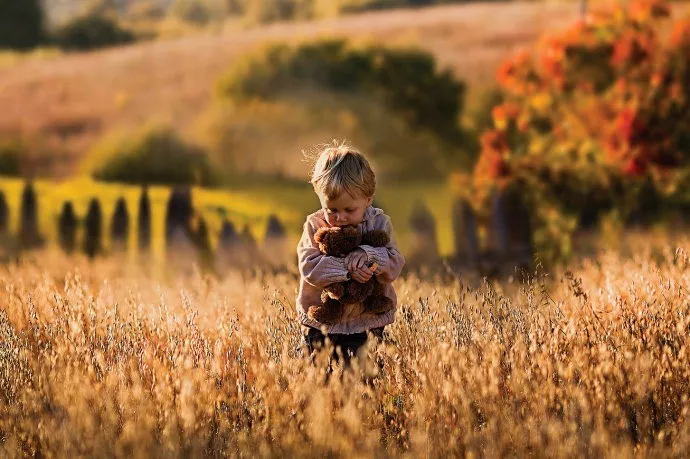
[0,2,582,175]
[0,176,455,257]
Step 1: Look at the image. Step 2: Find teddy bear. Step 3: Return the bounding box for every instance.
[307,225,395,325]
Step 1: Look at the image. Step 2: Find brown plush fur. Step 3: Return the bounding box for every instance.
[308,225,395,325]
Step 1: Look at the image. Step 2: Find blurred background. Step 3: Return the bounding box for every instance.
[1,0,689,274]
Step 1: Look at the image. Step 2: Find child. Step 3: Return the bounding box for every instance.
[296,143,405,364]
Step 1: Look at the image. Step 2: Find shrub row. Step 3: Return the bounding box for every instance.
[217,39,465,143]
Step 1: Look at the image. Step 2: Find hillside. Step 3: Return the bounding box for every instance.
[0,2,586,175]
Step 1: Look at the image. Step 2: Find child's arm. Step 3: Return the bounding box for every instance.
[297,220,350,288]
[358,214,405,283]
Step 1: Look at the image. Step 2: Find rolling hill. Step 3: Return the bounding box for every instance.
[0,2,587,175]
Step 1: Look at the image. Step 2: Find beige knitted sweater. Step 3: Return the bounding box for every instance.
[296,206,405,334]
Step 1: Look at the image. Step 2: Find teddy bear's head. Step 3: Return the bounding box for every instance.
[362,229,389,248]
[314,225,362,257]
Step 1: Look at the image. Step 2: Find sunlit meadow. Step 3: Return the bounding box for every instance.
[3,1,690,456]
[0,232,689,457]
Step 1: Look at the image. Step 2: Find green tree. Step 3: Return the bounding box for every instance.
[217,39,466,143]
[242,0,314,24]
[170,0,211,25]
[53,14,135,51]
[84,123,219,186]
[0,0,44,50]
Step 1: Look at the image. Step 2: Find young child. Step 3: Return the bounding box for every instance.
[297,143,405,363]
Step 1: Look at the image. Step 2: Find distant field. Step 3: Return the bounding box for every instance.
[0,176,457,257]
[0,2,584,175]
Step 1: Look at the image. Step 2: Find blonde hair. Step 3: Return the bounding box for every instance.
[308,142,376,200]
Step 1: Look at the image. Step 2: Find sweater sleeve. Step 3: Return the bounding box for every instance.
[297,220,350,288]
[359,214,406,284]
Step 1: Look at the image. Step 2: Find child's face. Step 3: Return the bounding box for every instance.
[318,191,373,227]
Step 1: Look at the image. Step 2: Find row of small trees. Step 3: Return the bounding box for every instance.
[0,182,153,254]
[0,181,535,277]
[50,0,499,27]
[0,183,288,272]
[406,189,533,278]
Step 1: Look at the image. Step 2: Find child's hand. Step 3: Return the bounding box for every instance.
[350,266,374,283]
[345,248,368,272]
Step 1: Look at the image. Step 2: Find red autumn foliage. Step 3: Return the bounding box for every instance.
[466,0,690,262]
[474,0,690,190]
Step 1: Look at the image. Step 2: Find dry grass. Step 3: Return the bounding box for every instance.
[0,2,585,175]
[1,233,690,456]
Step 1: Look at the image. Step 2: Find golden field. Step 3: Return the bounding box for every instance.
[0,233,689,456]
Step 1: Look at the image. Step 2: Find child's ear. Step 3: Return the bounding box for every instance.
[367,196,374,207]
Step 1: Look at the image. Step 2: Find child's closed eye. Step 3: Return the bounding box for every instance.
[326,208,355,213]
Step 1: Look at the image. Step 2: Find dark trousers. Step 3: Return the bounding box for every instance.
[301,325,385,366]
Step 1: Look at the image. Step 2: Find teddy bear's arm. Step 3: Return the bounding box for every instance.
[298,221,350,288]
[358,215,406,283]
[323,283,346,300]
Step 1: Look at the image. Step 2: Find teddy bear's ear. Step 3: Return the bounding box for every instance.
[363,230,389,247]
[314,227,328,244]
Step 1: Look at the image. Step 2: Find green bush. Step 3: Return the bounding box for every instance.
[0,0,44,50]
[374,47,464,140]
[195,91,463,181]
[237,0,490,24]
[170,0,211,25]
[53,14,135,51]
[0,139,22,176]
[217,39,466,143]
[242,0,306,24]
[126,1,167,20]
[84,124,219,186]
